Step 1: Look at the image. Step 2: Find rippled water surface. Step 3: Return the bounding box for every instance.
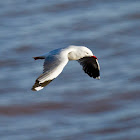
[0,0,140,140]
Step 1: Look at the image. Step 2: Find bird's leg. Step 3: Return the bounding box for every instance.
[33,56,45,60]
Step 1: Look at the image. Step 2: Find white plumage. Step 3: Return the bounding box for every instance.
[32,45,100,91]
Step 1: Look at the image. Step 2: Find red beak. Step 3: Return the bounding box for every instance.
[92,55,98,59]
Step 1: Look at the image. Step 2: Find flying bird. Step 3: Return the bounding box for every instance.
[32,45,100,91]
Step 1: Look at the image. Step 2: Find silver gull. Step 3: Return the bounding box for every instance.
[32,45,100,91]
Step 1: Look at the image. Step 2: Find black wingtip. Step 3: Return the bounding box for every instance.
[31,87,37,91]
[31,79,54,91]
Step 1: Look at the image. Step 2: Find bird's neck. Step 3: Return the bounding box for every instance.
[64,46,81,60]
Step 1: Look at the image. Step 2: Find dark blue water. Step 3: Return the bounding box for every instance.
[0,0,140,140]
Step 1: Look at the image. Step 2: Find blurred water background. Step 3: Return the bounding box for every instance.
[0,0,140,140]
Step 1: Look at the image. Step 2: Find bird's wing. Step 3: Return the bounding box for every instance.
[78,57,100,79]
[32,55,68,91]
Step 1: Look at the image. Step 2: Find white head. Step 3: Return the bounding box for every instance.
[68,45,97,60]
